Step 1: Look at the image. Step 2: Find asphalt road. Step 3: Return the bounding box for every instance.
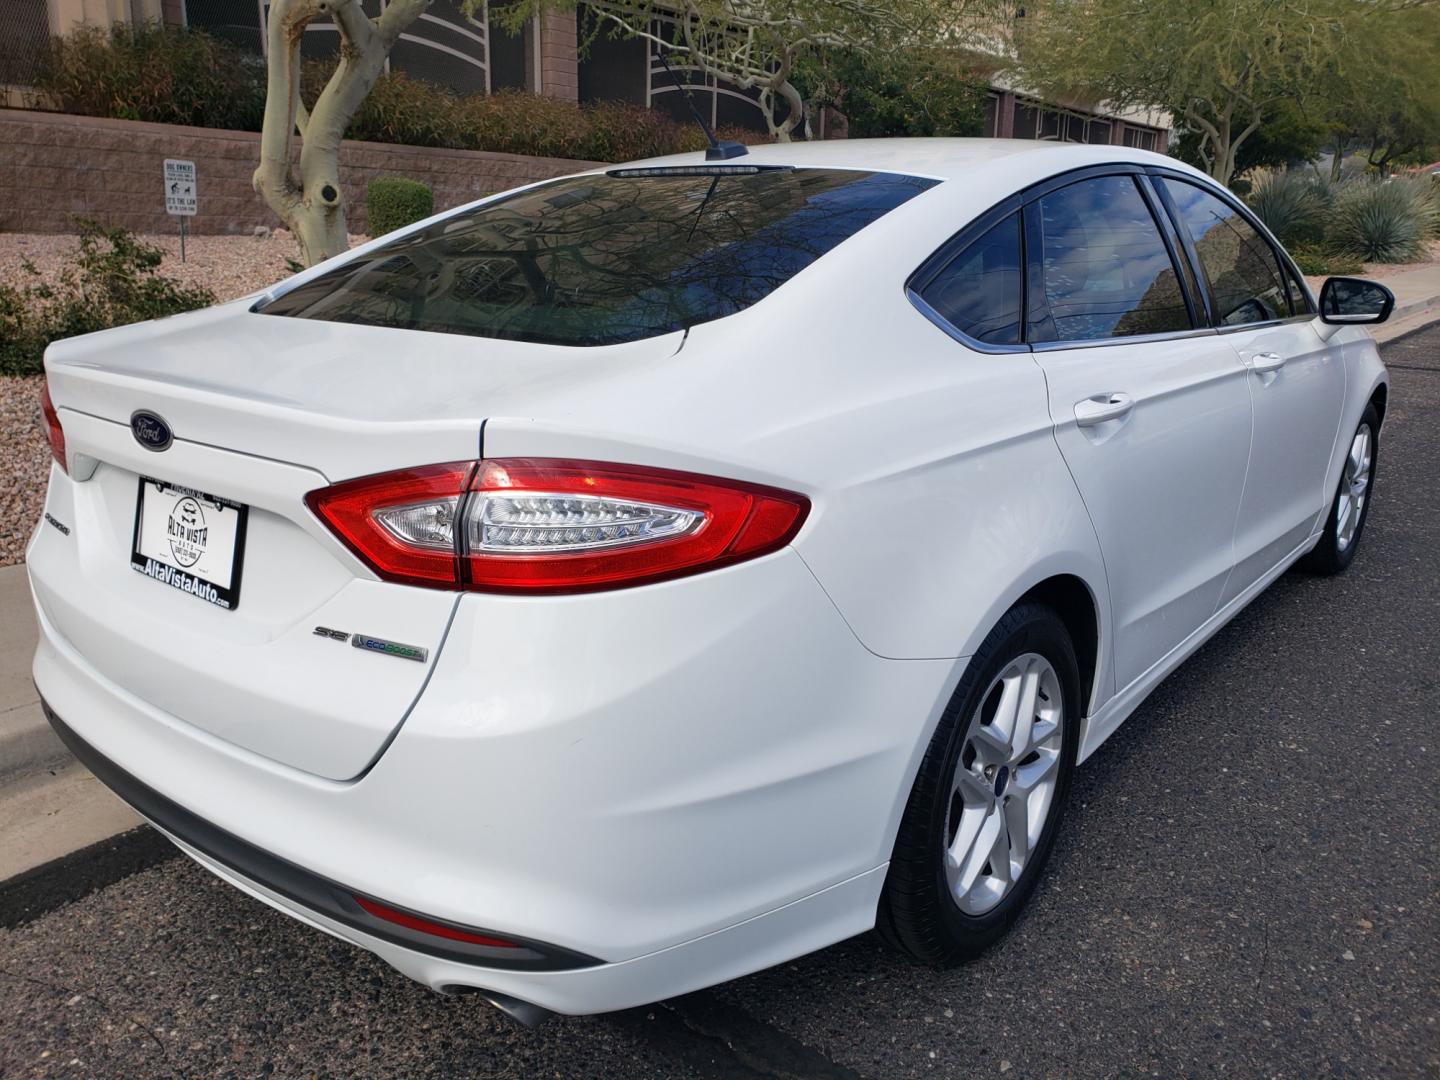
[3,325,1438,1079]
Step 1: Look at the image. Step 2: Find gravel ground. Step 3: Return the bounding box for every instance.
[0,230,358,568]
[1360,238,1440,280]
[0,230,339,303]
[1,375,48,567]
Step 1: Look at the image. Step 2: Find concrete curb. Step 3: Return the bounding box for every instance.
[1373,300,1439,344]
[0,704,67,782]
[0,563,59,782]
[0,825,174,929]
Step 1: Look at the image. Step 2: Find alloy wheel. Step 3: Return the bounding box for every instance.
[943,653,1065,915]
[1336,423,1373,552]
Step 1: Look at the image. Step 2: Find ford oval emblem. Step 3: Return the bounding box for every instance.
[130,410,173,452]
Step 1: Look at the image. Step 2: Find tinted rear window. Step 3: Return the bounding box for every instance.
[258,168,936,346]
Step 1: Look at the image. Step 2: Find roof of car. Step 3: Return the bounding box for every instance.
[617,137,1186,184]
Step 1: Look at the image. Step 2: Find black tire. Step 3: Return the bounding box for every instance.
[877,602,1081,965]
[1298,403,1380,576]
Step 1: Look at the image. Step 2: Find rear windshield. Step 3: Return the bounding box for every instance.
[257,167,936,346]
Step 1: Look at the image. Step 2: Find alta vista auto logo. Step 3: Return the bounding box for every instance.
[167,495,208,567]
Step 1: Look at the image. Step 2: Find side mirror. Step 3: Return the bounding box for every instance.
[1319,277,1395,325]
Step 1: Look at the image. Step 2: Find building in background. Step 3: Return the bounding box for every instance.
[0,0,1170,150]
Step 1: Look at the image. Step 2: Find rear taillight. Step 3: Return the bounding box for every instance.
[305,462,472,586]
[40,382,66,473]
[306,458,809,593]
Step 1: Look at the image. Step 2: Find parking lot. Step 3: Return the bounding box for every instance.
[1,323,1437,1079]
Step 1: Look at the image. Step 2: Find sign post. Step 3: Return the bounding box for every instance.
[163,159,197,263]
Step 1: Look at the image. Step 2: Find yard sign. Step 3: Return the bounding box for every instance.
[164,159,197,217]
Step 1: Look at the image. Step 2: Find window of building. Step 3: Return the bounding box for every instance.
[1033,175,1192,342]
[488,2,530,91]
[1159,178,1292,326]
[1015,103,1062,141]
[918,214,1024,345]
[1123,127,1160,153]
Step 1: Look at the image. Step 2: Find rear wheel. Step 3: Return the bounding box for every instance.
[1299,404,1379,576]
[877,602,1080,964]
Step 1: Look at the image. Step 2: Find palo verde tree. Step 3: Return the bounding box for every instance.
[1010,0,1421,187]
[494,0,964,142]
[1317,5,1440,177]
[253,0,431,265]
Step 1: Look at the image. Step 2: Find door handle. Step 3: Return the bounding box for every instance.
[1074,392,1134,427]
[1247,351,1286,374]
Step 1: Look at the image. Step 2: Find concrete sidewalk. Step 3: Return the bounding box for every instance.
[1371,263,1440,342]
[0,563,56,778]
[0,563,141,880]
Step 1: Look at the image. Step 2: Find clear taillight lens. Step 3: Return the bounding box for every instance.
[469,492,701,553]
[305,463,473,586]
[375,498,461,551]
[306,458,809,594]
[40,382,66,473]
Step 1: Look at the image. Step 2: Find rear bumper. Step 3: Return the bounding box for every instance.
[43,702,598,972]
[30,548,960,1013]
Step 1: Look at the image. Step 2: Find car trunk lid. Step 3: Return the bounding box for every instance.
[34,303,682,779]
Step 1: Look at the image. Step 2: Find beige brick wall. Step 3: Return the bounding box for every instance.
[0,109,605,235]
[538,12,579,102]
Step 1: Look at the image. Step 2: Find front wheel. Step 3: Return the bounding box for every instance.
[877,602,1080,965]
[1299,404,1379,576]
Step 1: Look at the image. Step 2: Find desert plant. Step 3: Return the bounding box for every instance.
[1332,177,1438,262]
[1246,168,1322,244]
[1288,243,1365,277]
[366,177,435,236]
[0,221,214,376]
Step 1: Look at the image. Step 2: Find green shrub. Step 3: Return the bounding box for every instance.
[347,70,465,148]
[1288,244,1365,277]
[458,88,594,159]
[1332,177,1438,263]
[33,23,265,131]
[367,178,435,236]
[31,25,764,162]
[1246,169,1322,245]
[0,221,214,376]
[795,47,988,138]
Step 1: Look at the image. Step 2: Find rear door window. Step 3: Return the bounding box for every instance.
[258,168,937,346]
[917,213,1023,345]
[1032,175,1193,342]
[1159,178,1292,326]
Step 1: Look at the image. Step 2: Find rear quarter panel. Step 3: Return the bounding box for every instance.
[482,172,1115,684]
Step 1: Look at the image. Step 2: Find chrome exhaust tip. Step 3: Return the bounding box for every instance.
[444,986,555,1028]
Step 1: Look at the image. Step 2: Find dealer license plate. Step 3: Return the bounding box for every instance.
[130,478,249,610]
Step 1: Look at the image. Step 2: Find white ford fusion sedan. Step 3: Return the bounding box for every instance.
[30,139,1392,1024]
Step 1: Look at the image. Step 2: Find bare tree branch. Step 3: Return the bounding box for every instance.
[254,0,431,264]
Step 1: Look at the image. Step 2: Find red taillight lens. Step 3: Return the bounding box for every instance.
[40,382,66,473]
[353,895,521,949]
[306,458,809,593]
[305,462,475,586]
[461,459,808,592]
